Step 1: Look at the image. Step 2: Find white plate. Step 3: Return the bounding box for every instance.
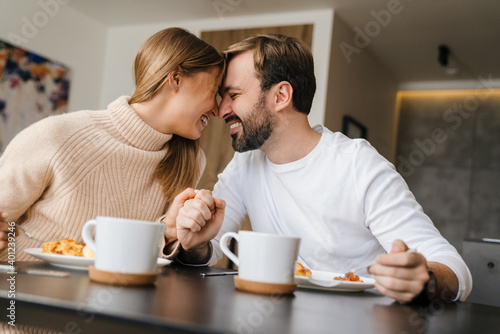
[295,270,375,292]
[24,248,171,271]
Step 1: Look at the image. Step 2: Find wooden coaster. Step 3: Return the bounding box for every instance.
[89,265,160,286]
[234,275,297,295]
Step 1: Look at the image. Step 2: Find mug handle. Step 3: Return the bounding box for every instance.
[220,232,239,267]
[81,219,97,253]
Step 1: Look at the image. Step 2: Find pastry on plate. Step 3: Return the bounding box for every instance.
[42,239,93,258]
[295,261,312,277]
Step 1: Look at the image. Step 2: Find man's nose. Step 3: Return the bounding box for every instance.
[218,95,231,120]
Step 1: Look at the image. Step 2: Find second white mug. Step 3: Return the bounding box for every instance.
[220,231,300,284]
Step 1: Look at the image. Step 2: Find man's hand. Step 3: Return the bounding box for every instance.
[176,189,225,251]
[0,212,11,251]
[369,239,429,303]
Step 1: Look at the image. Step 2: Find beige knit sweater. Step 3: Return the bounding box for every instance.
[0,96,203,261]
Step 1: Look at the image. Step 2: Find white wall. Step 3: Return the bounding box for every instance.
[325,14,399,161]
[100,9,334,127]
[0,0,108,111]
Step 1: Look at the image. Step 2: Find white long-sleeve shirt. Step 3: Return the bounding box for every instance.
[211,125,472,301]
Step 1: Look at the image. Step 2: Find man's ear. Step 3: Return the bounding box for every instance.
[273,81,293,112]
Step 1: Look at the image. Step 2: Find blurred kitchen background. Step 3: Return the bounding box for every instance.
[1,0,499,254]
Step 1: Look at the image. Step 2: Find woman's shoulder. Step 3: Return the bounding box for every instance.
[0,110,101,174]
[34,109,95,131]
[5,110,98,154]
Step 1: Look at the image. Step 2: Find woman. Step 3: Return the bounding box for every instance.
[0,27,225,261]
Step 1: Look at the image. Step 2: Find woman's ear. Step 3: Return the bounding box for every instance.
[167,74,179,91]
[167,66,183,91]
[273,81,293,112]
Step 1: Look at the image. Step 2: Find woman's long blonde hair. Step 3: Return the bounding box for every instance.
[129,27,224,202]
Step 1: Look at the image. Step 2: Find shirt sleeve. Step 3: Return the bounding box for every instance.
[210,153,250,265]
[352,140,472,301]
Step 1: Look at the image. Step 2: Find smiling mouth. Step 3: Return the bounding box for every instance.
[230,122,241,130]
[225,115,242,134]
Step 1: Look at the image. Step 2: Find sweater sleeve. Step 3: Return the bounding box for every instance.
[0,117,59,222]
[352,140,472,301]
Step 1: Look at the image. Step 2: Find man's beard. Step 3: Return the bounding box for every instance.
[230,93,275,152]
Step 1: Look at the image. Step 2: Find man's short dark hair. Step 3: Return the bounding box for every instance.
[224,33,316,115]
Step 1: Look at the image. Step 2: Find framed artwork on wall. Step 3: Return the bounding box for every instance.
[0,40,71,154]
[342,115,367,139]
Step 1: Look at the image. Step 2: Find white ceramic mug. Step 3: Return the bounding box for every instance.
[220,231,301,284]
[81,216,165,274]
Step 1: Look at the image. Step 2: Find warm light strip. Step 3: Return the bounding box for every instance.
[392,88,500,162]
[397,88,500,98]
[482,238,500,243]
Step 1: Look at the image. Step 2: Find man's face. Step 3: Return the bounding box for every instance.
[218,51,275,152]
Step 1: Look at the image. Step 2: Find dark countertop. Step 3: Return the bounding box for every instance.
[1,261,499,334]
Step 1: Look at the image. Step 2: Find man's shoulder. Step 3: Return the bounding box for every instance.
[226,149,266,169]
[315,125,372,154]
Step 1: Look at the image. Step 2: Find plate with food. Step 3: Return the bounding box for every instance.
[25,239,171,270]
[294,262,375,292]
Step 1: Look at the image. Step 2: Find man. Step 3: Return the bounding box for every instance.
[171,34,472,303]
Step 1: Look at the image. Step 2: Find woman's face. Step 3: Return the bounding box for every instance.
[171,67,220,140]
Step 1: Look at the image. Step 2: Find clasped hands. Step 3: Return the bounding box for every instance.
[163,188,225,252]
